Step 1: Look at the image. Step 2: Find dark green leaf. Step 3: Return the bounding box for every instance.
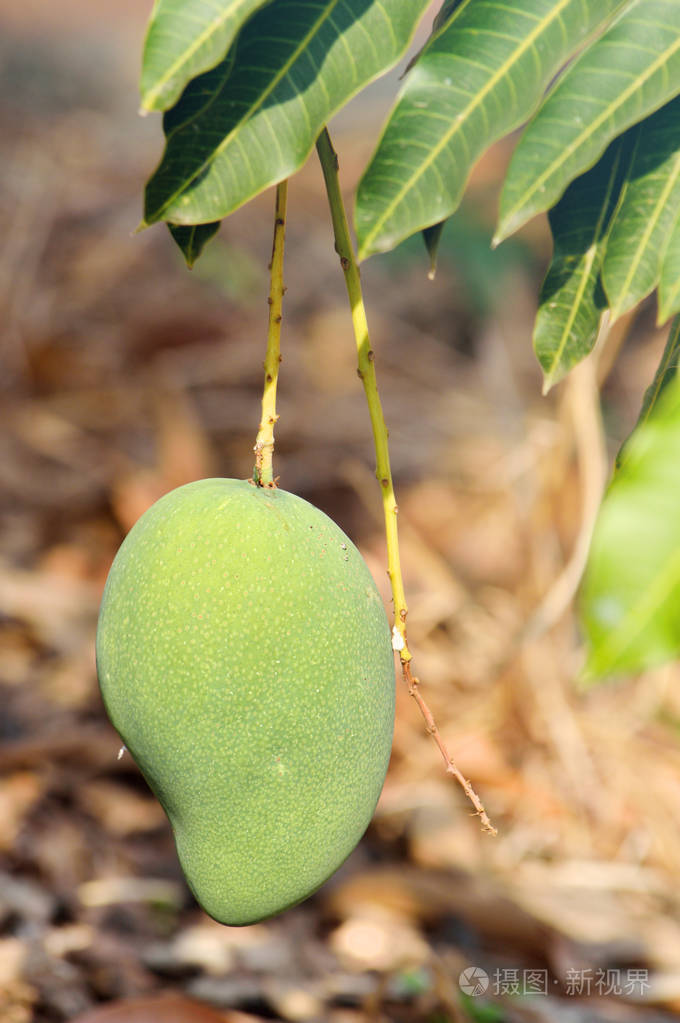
[602,96,680,321]
[355,0,625,260]
[422,221,445,279]
[498,0,680,242]
[432,0,463,33]
[533,136,633,391]
[140,0,272,112]
[143,0,429,228]
[168,221,222,266]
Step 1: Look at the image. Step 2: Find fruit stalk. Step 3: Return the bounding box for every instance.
[315,128,496,836]
[253,180,288,487]
[315,129,409,657]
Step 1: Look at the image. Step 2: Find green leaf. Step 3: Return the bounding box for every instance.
[140,0,271,113]
[355,0,625,261]
[432,0,463,32]
[422,221,445,279]
[581,368,680,679]
[602,96,680,322]
[168,221,222,266]
[617,315,680,468]
[533,136,632,391]
[658,209,680,322]
[143,0,429,228]
[497,0,680,243]
[634,316,680,427]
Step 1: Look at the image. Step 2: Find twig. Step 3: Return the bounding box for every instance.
[403,661,496,834]
[315,128,495,836]
[252,181,288,487]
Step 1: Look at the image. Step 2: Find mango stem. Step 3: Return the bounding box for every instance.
[315,128,496,836]
[253,180,288,487]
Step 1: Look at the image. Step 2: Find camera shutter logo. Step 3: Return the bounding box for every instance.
[459,966,489,996]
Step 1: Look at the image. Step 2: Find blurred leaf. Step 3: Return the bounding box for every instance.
[143,0,429,228]
[581,368,680,679]
[393,966,432,997]
[458,994,505,1022]
[497,0,680,243]
[355,0,624,260]
[533,136,632,392]
[635,316,680,425]
[617,315,680,468]
[140,0,271,112]
[602,96,680,321]
[658,209,680,322]
[190,236,265,305]
[378,202,535,319]
[168,221,221,267]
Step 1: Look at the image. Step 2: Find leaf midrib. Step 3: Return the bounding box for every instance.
[358,0,573,255]
[143,0,260,110]
[543,146,624,390]
[147,0,342,222]
[500,27,680,238]
[610,149,680,319]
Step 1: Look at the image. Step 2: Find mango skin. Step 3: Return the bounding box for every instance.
[96,479,395,925]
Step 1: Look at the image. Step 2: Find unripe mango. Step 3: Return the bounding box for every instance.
[96,478,395,925]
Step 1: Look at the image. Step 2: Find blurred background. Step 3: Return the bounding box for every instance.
[3,3,680,1022]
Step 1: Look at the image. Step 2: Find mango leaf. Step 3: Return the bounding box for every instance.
[497,0,680,243]
[422,221,445,279]
[658,209,680,322]
[616,315,680,469]
[140,0,271,113]
[354,0,625,261]
[433,0,463,30]
[581,367,680,680]
[601,96,680,322]
[533,136,633,391]
[169,221,221,266]
[143,0,429,228]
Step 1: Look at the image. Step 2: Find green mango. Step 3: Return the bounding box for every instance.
[96,478,395,925]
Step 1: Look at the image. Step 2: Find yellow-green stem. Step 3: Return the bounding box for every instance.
[315,128,496,836]
[315,129,410,660]
[253,180,288,487]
